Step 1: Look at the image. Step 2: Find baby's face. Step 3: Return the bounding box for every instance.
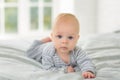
[51,21,79,54]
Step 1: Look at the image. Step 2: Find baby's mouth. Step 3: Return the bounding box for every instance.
[60,47,68,50]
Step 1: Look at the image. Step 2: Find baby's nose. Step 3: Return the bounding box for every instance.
[61,38,68,43]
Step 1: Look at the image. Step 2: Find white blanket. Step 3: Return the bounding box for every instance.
[0,32,120,80]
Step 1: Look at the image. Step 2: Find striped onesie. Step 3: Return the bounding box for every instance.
[26,40,96,74]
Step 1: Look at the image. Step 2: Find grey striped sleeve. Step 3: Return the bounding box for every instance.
[41,45,68,73]
[75,48,96,74]
[26,40,44,62]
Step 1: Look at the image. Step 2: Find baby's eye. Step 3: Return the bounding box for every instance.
[56,35,62,39]
[68,36,73,40]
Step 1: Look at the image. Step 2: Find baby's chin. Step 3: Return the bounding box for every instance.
[56,48,71,54]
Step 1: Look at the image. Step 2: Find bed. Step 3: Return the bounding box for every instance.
[0,32,120,80]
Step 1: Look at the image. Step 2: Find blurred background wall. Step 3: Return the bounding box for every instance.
[0,0,120,39]
[75,0,120,37]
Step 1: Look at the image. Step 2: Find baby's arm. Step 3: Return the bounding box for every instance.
[76,48,96,78]
[40,37,52,43]
[26,37,51,62]
[42,52,68,73]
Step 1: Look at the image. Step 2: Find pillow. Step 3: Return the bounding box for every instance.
[0,39,32,56]
[78,33,120,50]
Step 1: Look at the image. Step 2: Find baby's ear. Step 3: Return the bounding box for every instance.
[77,35,80,39]
[50,33,53,41]
[50,33,53,37]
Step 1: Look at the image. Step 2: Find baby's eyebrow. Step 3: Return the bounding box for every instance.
[55,32,62,34]
[55,34,61,35]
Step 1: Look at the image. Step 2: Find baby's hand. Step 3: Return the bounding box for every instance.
[67,66,75,73]
[41,37,52,43]
[82,71,95,79]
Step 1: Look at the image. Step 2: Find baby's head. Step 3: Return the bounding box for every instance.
[52,13,79,34]
[51,13,80,54]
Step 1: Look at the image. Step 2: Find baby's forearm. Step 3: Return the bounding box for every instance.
[26,40,44,61]
[40,37,51,43]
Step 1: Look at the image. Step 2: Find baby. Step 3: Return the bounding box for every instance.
[26,13,96,79]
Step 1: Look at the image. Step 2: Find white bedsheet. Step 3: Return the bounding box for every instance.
[0,32,120,80]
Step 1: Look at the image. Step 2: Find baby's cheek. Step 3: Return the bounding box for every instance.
[69,47,75,51]
[70,45,76,49]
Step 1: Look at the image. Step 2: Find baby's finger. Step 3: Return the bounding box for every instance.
[82,73,87,78]
[88,73,95,78]
[90,74,95,78]
[87,74,91,78]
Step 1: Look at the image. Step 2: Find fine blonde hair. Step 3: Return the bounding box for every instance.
[52,13,80,34]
